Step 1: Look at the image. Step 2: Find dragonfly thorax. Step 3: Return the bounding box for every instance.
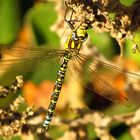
[68,49,80,58]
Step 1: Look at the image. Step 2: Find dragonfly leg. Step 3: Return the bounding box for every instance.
[64,7,75,30]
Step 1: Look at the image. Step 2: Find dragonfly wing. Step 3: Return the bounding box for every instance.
[0,44,66,71]
[84,65,129,104]
[92,57,140,81]
[0,44,65,57]
[72,53,139,104]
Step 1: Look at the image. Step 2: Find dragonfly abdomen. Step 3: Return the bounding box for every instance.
[43,53,71,130]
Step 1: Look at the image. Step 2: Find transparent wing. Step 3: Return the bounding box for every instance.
[0,44,66,71]
[72,53,140,104]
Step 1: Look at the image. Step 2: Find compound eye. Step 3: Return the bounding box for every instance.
[71,32,78,41]
[80,33,88,42]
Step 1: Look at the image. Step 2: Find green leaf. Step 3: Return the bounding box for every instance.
[26,2,60,47]
[119,0,135,6]
[88,29,119,59]
[0,0,20,44]
[118,131,133,140]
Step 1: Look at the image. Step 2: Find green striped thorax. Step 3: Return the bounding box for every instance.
[65,26,88,51]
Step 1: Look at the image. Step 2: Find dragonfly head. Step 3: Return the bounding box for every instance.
[71,26,88,43]
[65,26,88,50]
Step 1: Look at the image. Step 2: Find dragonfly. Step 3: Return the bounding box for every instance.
[0,7,140,131]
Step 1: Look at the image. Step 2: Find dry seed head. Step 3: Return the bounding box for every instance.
[64,0,140,55]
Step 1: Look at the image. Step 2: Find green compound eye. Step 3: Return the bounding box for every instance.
[80,32,88,42]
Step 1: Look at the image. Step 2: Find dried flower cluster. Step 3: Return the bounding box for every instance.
[1,101,140,139]
[0,76,34,137]
[0,76,140,139]
[0,95,34,137]
[48,108,140,140]
[53,0,140,56]
[0,76,23,98]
